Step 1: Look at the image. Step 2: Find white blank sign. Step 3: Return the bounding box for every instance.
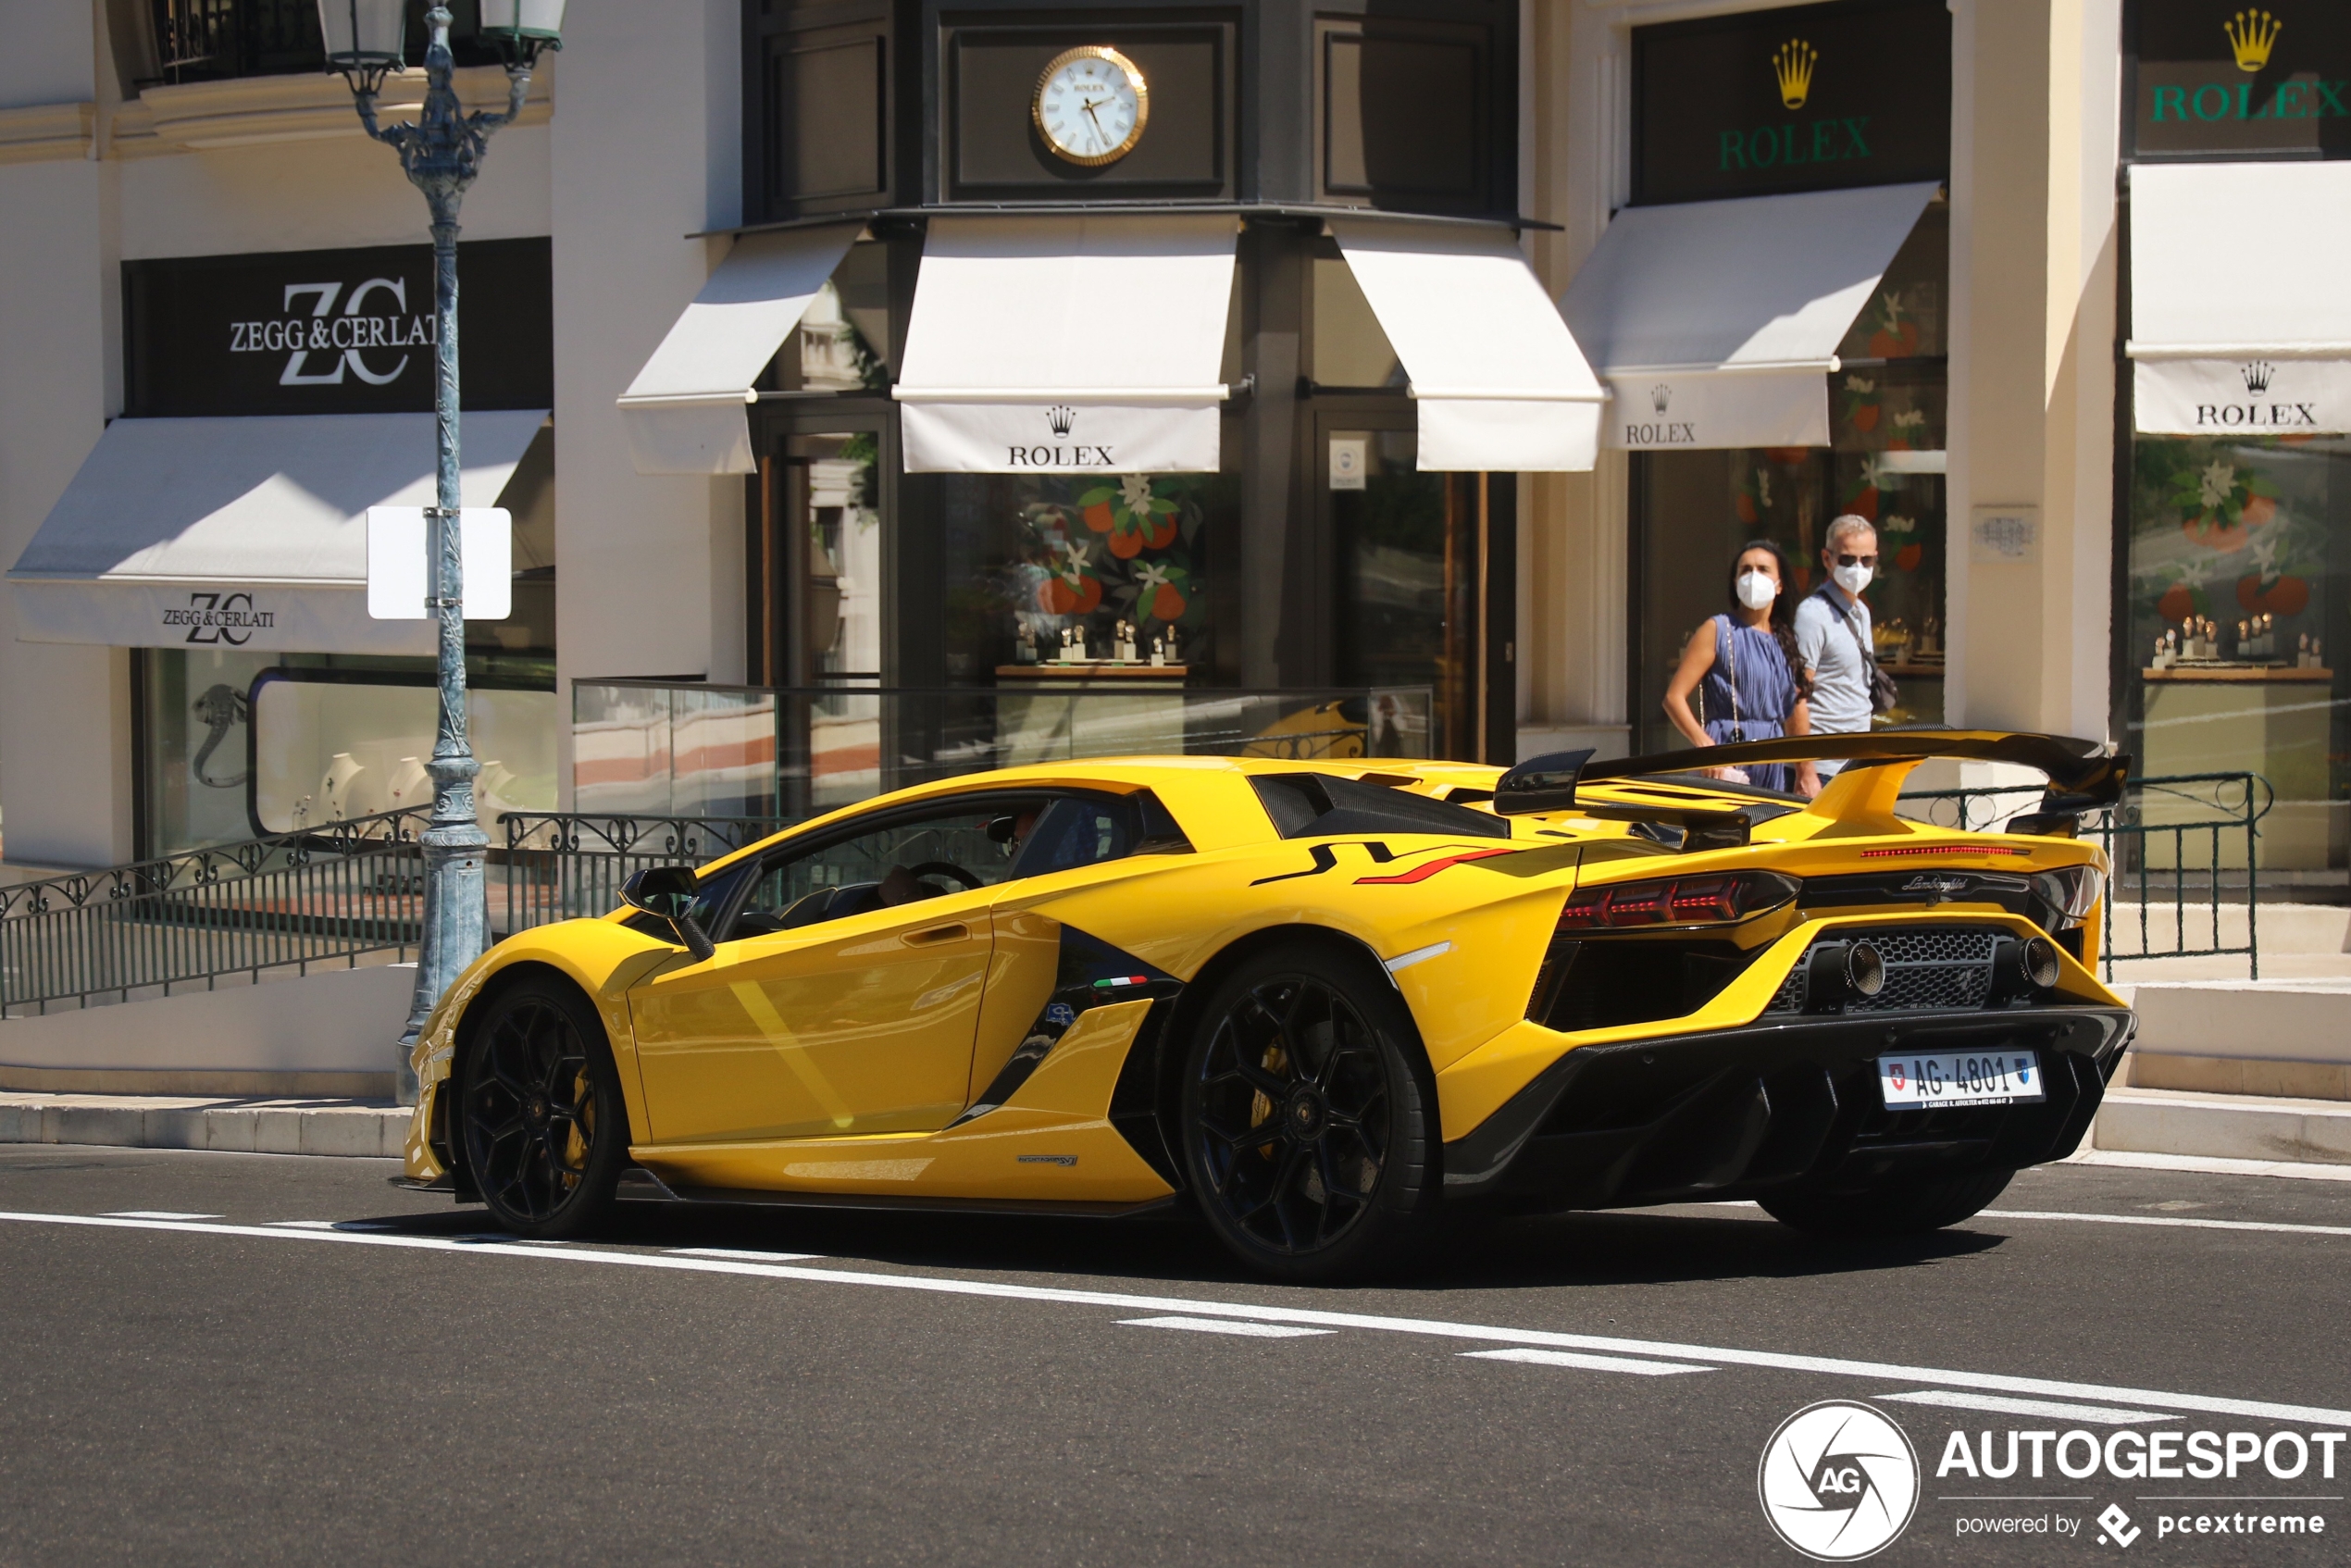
[366,507,512,619]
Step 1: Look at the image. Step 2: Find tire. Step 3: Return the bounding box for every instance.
[1759,1166,2015,1239]
[1178,943,1438,1282]
[458,977,632,1238]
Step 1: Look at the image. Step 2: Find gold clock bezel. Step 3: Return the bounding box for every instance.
[1031,45,1150,168]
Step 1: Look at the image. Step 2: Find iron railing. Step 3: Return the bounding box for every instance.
[502,814,789,935]
[1898,772,2273,980]
[0,808,430,1015]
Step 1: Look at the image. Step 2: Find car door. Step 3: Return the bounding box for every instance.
[627,796,1040,1145]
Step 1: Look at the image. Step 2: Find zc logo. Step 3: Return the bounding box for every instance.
[161,591,274,646]
[227,278,432,389]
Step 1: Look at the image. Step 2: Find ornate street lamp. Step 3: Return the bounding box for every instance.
[319,1,565,1101]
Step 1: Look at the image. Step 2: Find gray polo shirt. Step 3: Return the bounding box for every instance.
[1795,586,1873,736]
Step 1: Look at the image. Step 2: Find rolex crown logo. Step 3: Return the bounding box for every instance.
[1773,40,1818,110]
[1650,384,1673,415]
[2226,9,2282,73]
[2243,360,2276,395]
[1046,405,1076,437]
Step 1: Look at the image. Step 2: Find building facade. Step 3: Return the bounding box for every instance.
[0,0,2339,890]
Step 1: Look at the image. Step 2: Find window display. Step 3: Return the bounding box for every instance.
[2123,434,2349,869]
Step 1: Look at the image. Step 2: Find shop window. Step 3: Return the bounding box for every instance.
[1633,210,1948,753]
[765,243,893,394]
[937,472,1232,684]
[752,430,884,685]
[2123,436,2349,871]
[1328,429,1479,759]
[142,0,504,88]
[140,652,558,856]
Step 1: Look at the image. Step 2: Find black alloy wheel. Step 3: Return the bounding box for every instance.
[460,978,630,1238]
[1180,945,1437,1282]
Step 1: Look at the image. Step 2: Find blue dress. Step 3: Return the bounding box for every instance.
[1698,614,1799,793]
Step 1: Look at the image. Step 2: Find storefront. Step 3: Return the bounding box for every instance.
[611,0,1600,784]
[2119,1,2351,874]
[1556,0,1953,753]
[6,240,558,858]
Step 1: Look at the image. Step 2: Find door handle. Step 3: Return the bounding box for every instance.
[904,922,970,946]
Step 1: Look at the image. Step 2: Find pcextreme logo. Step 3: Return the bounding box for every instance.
[1759,1401,1922,1561]
[1718,36,1872,174]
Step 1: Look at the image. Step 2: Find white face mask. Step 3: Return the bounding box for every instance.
[1833,562,1873,595]
[1735,569,1778,611]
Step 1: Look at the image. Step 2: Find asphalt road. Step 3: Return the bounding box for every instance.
[0,1148,2346,1566]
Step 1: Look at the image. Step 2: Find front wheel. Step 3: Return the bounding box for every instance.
[1179,945,1438,1282]
[459,977,631,1238]
[1759,1166,2015,1238]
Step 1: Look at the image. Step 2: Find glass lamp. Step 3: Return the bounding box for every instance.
[479,0,567,61]
[315,0,406,84]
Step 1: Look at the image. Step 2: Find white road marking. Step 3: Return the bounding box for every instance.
[1879,1390,2178,1425]
[666,1248,827,1263]
[1120,1315,1332,1338]
[14,1209,2351,1427]
[268,1220,396,1232]
[1463,1348,1711,1376]
[103,1211,220,1221]
[1984,1208,2351,1239]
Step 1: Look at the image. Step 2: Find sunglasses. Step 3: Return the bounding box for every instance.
[1833,553,1879,567]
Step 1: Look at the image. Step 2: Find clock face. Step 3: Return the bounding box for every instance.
[1032,46,1149,167]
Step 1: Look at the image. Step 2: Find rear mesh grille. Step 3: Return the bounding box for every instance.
[1765,927,2001,1014]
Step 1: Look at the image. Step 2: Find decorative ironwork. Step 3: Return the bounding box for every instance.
[0,808,429,1015]
[1900,772,2272,980]
[502,814,791,935]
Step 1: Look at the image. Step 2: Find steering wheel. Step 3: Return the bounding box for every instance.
[904,860,983,890]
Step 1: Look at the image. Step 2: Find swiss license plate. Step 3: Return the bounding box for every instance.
[1878,1050,2046,1111]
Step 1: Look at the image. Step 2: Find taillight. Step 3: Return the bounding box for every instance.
[1557,871,1798,930]
[2029,865,2104,927]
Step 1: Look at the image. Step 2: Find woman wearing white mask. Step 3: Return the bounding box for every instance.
[1662,540,1819,796]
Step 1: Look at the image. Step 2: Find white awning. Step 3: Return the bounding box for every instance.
[1558,181,1940,451]
[616,223,864,475]
[893,214,1237,474]
[8,411,547,654]
[2128,162,2351,435]
[1329,219,1602,471]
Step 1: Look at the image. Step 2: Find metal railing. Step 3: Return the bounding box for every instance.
[1898,772,2273,980]
[502,814,789,935]
[0,808,430,1016]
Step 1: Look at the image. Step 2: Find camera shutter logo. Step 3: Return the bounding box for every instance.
[1757,1400,1920,1561]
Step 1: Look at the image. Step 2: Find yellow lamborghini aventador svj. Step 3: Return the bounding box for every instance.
[398,730,2133,1281]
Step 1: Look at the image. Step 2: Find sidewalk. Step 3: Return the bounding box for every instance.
[0,1092,408,1158]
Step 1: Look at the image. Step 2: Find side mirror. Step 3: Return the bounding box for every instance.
[620,865,715,963]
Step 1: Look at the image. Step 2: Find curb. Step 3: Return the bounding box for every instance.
[0,1093,408,1158]
[2093,1087,2351,1166]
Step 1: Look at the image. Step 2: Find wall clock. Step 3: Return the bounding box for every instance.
[1032,45,1149,166]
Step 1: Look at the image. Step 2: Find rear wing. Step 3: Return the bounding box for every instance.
[1494,729,2129,840]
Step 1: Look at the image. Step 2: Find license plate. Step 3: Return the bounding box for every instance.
[1878,1050,2046,1111]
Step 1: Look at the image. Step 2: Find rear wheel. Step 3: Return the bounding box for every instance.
[459,977,630,1238]
[1179,945,1437,1282]
[1759,1166,2015,1238]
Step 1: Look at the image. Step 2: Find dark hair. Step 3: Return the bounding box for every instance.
[1724,539,1811,703]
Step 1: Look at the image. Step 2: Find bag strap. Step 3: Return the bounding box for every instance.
[1719,615,1741,731]
[1820,583,1876,672]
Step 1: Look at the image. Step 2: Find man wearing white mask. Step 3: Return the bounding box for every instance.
[1795,514,1881,787]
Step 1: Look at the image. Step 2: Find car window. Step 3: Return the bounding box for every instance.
[720,798,1043,941]
[715,789,1194,941]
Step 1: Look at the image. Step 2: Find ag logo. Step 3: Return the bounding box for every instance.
[1758,1400,1920,1561]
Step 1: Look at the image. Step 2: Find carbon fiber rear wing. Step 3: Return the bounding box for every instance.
[1494,728,2129,837]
